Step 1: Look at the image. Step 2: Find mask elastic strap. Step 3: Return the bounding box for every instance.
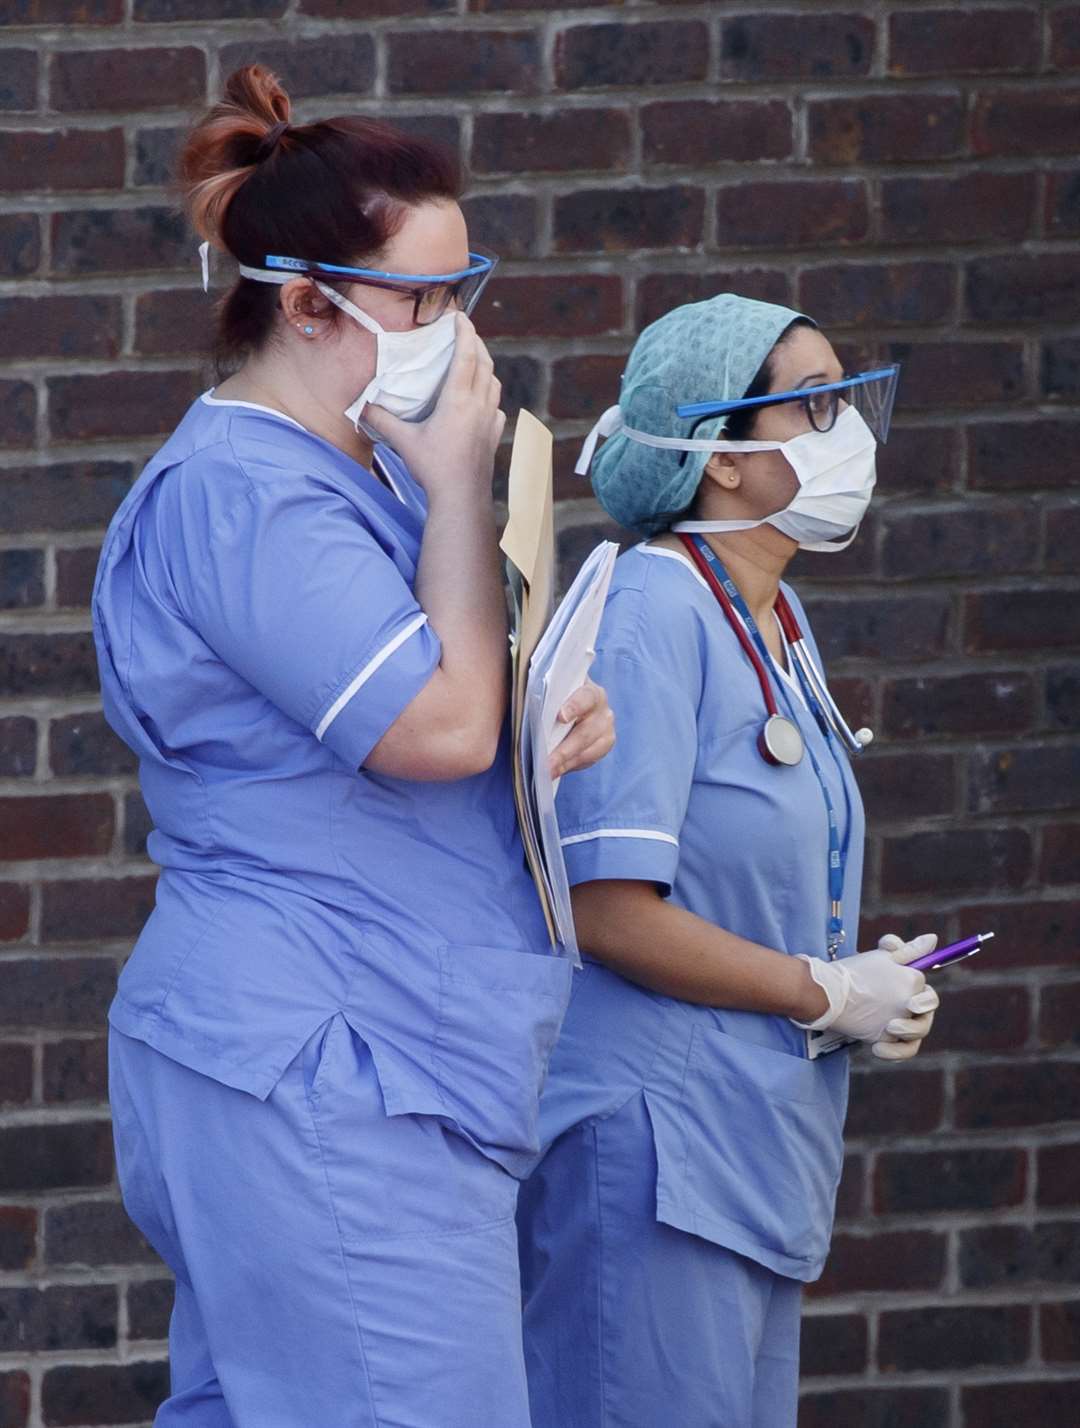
[235,265,386,338]
[575,407,785,476]
[198,241,211,294]
[575,405,623,474]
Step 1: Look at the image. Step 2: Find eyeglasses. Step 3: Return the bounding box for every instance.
[261,249,499,326]
[677,365,901,444]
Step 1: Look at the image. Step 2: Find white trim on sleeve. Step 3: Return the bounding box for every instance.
[560,827,679,849]
[314,612,429,741]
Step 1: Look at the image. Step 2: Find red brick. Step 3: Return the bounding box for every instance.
[1051,6,1080,68]
[799,260,955,328]
[471,0,611,8]
[0,1121,114,1194]
[965,589,1080,655]
[811,1230,946,1299]
[854,751,956,821]
[720,12,874,80]
[642,99,792,166]
[1047,663,1080,731]
[0,1043,33,1104]
[1039,1143,1080,1207]
[0,212,41,275]
[835,1152,865,1220]
[0,128,125,193]
[0,0,120,18]
[42,1362,170,1428]
[846,1064,944,1137]
[880,171,1037,245]
[716,178,869,249]
[956,1060,1080,1130]
[127,1279,173,1340]
[134,288,213,357]
[933,983,1029,1053]
[555,186,704,254]
[41,876,157,944]
[0,718,36,778]
[882,671,1035,739]
[880,1303,1029,1373]
[875,1146,1027,1215]
[0,294,121,361]
[0,49,36,111]
[0,959,117,1028]
[0,633,99,696]
[0,550,44,610]
[48,369,202,441]
[969,418,1080,490]
[220,35,375,99]
[969,744,1080,816]
[635,270,794,329]
[45,1199,156,1268]
[484,275,623,339]
[50,712,135,777]
[887,339,1024,407]
[0,461,132,533]
[0,1283,117,1353]
[472,108,632,175]
[799,1387,949,1428]
[881,826,1031,896]
[123,791,153,857]
[0,1207,36,1271]
[965,1381,1080,1426]
[0,1372,29,1428]
[973,88,1080,157]
[1041,822,1080,885]
[809,93,965,164]
[883,501,1038,581]
[957,898,1080,970]
[1046,169,1080,236]
[44,1038,109,1103]
[132,124,183,188]
[55,546,100,609]
[877,424,961,495]
[967,252,1080,324]
[0,884,30,942]
[139,0,287,15]
[51,47,204,112]
[1043,337,1080,399]
[889,8,1038,75]
[460,193,540,261]
[960,1222,1080,1290]
[388,28,537,95]
[0,795,113,861]
[1041,1301,1080,1362]
[491,354,541,417]
[51,206,189,275]
[799,592,951,662]
[0,380,36,448]
[799,1312,868,1375]
[550,354,627,421]
[556,21,708,90]
[1040,979,1080,1049]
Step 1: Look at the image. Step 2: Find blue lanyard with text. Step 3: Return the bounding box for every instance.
[691,536,850,960]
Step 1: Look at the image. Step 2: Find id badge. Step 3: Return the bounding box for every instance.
[807,1028,854,1059]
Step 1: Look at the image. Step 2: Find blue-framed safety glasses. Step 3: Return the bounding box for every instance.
[260,249,499,326]
[676,364,901,443]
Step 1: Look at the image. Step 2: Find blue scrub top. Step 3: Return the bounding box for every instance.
[93,394,571,1175]
[542,543,866,1280]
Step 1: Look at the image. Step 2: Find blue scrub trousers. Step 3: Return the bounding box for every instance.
[109,1015,532,1428]
[517,1092,802,1428]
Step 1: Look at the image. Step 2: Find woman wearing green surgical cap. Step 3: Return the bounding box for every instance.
[516,294,944,1426]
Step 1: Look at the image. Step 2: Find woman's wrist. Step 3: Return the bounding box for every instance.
[787,956,833,1024]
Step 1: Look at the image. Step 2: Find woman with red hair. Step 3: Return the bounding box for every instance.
[94,65,611,1426]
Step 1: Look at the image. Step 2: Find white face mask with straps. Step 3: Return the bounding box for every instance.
[237,264,457,435]
[578,403,878,553]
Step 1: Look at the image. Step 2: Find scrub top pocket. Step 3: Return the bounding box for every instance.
[646,1024,849,1282]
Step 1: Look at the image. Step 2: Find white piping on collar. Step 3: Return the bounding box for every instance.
[201,390,307,431]
[637,542,710,590]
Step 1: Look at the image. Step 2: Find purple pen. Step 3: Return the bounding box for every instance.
[908,931,994,974]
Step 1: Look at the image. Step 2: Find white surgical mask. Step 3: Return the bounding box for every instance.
[236,263,457,435]
[584,405,877,553]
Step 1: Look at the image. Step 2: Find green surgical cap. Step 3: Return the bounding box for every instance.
[591,293,807,536]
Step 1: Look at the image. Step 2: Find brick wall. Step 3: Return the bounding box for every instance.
[0,2,1077,1425]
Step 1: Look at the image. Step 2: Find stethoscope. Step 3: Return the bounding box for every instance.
[678,534,874,768]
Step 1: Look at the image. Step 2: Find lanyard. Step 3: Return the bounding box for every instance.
[687,535,852,960]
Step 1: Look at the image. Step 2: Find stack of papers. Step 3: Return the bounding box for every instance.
[499,411,618,962]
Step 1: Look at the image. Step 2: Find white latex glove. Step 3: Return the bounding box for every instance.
[792,938,939,1052]
[871,933,940,1061]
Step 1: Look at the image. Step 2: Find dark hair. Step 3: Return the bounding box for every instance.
[179,65,461,373]
[721,315,818,440]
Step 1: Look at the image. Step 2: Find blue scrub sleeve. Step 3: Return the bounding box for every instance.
[177,479,442,768]
[556,649,697,896]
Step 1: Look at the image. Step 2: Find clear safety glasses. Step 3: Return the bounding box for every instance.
[259,249,499,326]
[676,364,901,444]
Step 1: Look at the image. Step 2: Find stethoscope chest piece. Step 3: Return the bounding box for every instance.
[758,713,804,767]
